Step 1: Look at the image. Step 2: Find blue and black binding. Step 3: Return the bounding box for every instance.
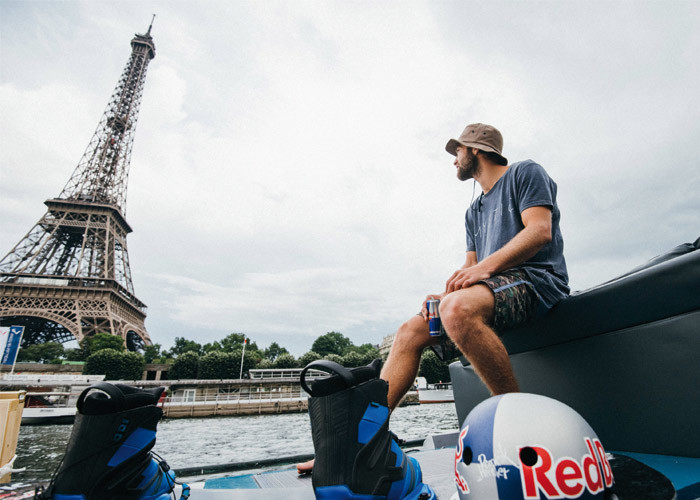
[300,359,436,500]
[40,382,188,500]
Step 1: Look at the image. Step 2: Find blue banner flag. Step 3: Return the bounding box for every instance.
[1,326,25,366]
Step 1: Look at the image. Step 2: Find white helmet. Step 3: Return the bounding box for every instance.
[455,393,614,499]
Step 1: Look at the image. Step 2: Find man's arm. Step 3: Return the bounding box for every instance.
[464,251,478,269]
[445,206,552,293]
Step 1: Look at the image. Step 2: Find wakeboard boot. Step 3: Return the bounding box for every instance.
[43,382,184,500]
[300,359,436,500]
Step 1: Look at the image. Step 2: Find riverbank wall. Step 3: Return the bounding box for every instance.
[162,398,308,418]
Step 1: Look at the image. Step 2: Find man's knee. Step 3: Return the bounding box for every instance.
[391,315,433,353]
[439,285,495,331]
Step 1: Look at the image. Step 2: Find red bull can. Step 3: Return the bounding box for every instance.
[427,299,441,336]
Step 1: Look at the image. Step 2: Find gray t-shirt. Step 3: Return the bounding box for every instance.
[465,160,569,312]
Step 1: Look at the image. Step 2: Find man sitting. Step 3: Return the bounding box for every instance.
[298,122,569,474]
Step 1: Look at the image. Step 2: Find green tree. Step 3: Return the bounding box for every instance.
[324,353,343,365]
[258,358,274,369]
[16,344,37,362]
[64,348,85,362]
[43,342,66,363]
[418,349,452,384]
[143,343,162,364]
[202,341,222,354]
[223,333,260,353]
[78,333,125,360]
[196,348,259,379]
[169,351,200,379]
[158,349,174,361]
[202,333,260,354]
[272,353,297,369]
[17,342,65,363]
[199,352,239,379]
[168,337,203,357]
[312,332,353,357]
[341,351,364,367]
[345,342,373,354]
[91,333,126,353]
[224,333,255,352]
[298,350,322,367]
[264,342,289,362]
[349,343,381,366]
[83,349,145,380]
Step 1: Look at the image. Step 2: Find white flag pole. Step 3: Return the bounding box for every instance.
[239,337,247,380]
[9,326,25,375]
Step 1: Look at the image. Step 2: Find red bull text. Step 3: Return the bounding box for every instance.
[520,437,613,498]
[455,435,613,498]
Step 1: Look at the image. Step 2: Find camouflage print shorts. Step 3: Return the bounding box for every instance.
[430,269,540,361]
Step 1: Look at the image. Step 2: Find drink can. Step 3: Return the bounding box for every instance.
[427,299,441,337]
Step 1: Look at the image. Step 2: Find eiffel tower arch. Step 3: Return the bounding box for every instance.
[0,22,156,352]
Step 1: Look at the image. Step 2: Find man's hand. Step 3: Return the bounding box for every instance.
[445,264,491,293]
[420,293,445,320]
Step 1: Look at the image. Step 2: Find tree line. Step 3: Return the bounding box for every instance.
[165,331,383,379]
[16,331,453,383]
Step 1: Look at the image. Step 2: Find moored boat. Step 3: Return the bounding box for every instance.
[21,392,77,425]
[415,377,454,404]
[1,375,104,426]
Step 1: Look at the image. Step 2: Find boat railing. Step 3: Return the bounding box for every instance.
[1,374,105,383]
[163,388,308,405]
[248,368,329,380]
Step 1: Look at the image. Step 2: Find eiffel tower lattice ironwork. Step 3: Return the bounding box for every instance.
[0,22,157,351]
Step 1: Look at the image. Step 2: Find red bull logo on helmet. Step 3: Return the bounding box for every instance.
[455,394,614,499]
[520,437,613,499]
[455,433,613,498]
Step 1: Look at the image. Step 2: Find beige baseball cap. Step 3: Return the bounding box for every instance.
[445,123,508,165]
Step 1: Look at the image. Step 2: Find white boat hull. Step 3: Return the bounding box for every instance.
[417,389,454,404]
[22,406,77,425]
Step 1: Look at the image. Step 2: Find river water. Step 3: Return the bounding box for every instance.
[12,403,459,484]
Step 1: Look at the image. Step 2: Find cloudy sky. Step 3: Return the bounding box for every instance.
[1,1,698,356]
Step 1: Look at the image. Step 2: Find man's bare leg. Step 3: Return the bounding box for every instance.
[298,286,517,474]
[297,315,435,474]
[380,315,436,410]
[439,284,519,395]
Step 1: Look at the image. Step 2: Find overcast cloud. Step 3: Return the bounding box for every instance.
[1,1,699,356]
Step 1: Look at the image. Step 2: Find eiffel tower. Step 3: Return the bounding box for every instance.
[0,21,156,351]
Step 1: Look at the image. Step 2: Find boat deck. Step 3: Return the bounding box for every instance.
[178,444,700,500]
[185,448,455,499]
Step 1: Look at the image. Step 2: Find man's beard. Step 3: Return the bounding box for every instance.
[457,151,479,181]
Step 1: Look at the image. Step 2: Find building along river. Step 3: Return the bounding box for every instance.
[13,402,459,484]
